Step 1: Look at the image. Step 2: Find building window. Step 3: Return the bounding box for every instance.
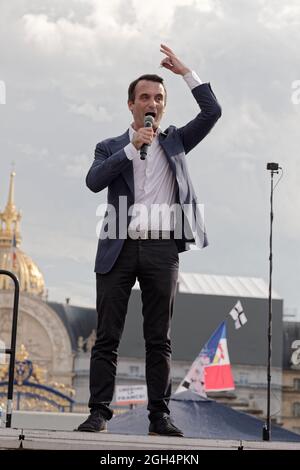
[292,403,300,417]
[129,366,140,377]
[294,379,300,391]
[239,373,249,385]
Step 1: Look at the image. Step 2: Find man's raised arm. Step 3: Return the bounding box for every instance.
[160,44,222,154]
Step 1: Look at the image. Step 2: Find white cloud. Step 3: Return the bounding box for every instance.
[22,14,64,53]
[1,0,300,313]
[16,143,49,161]
[21,2,138,57]
[23,225,95,264]
[59,153,90,178]
[69,102,112,123]
[258,0,300,29]
[17,99,36,112]
[19,0,221,60]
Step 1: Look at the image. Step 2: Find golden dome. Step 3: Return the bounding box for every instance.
[0,172,45,297]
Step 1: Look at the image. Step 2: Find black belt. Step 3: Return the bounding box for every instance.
[127,230,175,240]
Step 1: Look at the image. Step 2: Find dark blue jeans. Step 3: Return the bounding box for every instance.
[88,238,179,421]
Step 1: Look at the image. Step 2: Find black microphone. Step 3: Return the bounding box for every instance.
[140,112,155,160]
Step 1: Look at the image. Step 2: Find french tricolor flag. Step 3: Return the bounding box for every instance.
[176,321,234,396]
[200,321,235,392]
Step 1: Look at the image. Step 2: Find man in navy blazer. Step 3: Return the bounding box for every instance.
[78,45,221,437]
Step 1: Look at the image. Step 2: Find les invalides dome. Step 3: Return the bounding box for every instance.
[0,172,45,296]
[0,172,74,394]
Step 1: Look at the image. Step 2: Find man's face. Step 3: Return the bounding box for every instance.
[128,80,166,131]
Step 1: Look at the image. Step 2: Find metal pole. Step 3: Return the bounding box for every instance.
[0,269,20,428]
[263,162,281,441]
[262,171,273,441]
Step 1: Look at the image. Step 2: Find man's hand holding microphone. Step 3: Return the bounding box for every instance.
[132,113,155,160]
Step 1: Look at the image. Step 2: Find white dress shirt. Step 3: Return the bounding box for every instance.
[125,71,202,233]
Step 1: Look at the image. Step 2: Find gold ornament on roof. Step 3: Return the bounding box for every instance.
[16,344,29,362]
[0,172,45,296]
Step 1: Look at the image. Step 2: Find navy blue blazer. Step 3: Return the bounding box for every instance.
[86,82,222,274]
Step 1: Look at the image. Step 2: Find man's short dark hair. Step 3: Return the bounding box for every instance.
[128,74,166,102]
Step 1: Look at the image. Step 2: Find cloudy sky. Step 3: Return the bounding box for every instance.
[0,0,299,316]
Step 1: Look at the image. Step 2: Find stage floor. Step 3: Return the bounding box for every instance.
[1,428,300,450]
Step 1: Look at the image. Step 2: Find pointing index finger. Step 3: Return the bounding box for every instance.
[160,44,175,56]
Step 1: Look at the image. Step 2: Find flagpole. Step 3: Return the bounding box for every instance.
[262,163,281,442]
